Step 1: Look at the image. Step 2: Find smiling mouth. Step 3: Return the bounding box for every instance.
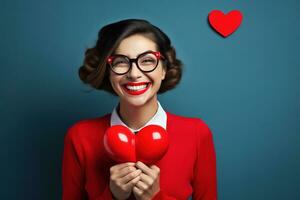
[122,82,151,95]
[125,83,149,91]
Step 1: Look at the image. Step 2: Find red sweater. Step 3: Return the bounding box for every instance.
[62,111,217,200]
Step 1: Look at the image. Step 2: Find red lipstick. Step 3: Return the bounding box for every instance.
[122,82,151,95]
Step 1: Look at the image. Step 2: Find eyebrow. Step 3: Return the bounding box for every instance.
[112,50,156,58]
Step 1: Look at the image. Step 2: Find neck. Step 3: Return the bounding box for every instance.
[118,97,158,130]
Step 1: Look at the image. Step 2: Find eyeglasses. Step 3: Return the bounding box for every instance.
[107,51,165,75]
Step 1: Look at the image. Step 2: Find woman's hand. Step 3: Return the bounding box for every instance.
[109,162,142,200]
[133,161,161,200]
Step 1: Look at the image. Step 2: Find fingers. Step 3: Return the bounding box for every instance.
[110,162,135,172]
[112,166,141,179]
[135,180,149,191]
[110,161,160,195]
[135,161,154,177]
[123,173,141,191]
[110,162,136,179]
[133,185,143,196]
[110,162,143,189]
[150,165,160,173]
[134,162,160,192]
[120,169,142,184]
[139,173,154,186]
[135,161,160,179]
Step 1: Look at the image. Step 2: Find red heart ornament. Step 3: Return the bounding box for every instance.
[103,125,136,163]
[208,10,243,37]
[135,125,169,164]
[104,125,169,164]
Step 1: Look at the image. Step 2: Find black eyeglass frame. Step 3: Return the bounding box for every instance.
[107,50,165,75]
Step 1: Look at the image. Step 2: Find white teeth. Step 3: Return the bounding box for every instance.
[126,84,148,91]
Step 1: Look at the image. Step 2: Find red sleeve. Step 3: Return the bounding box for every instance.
[191,119,217,200]
[94,184,114,200]
[62,124,114,200]
[62,124,87,200]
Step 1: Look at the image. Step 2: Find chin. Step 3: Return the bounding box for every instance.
[121,93,156,108]
[123,97,149,107]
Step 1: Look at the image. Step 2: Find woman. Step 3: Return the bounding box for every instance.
[62,19,217,200]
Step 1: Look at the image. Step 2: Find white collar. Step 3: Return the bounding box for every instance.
[110,101,167,133]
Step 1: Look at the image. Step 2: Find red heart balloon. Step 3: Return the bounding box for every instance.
[208,10,243,37]
[104,125,169,164]
[136,125,169,164]
[103,125,136,163]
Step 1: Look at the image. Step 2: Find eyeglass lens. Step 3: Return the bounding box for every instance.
[110,53,158,74]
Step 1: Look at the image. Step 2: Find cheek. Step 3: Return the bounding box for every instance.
[109,75,119,90]
[152,75,164,88]
[109,74,125,93]
[109,72,117,84]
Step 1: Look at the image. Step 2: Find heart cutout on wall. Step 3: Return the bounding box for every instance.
[208,10,243,37]
[104,125,169,165]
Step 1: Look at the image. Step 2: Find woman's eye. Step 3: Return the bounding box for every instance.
[113,60,127,65]
[141,59,155,63]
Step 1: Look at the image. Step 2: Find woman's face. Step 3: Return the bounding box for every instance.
[109,34,166,107]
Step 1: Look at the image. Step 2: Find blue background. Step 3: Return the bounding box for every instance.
[1,0,299,199]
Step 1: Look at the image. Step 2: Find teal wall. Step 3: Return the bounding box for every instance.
[1,0,299,199]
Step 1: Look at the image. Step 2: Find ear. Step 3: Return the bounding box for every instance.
[161,67,166,80]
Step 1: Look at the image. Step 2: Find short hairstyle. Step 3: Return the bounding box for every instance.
[78,18,183,96]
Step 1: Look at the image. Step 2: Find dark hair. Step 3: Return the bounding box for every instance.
[78,18,183,96]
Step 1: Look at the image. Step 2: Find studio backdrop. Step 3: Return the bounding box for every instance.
[1,0,299,199]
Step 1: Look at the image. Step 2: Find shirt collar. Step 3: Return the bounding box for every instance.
[110,101,167,133]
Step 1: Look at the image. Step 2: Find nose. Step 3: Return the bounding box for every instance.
[126,62,142,79]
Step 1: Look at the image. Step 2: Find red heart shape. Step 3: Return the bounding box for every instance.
[208,10,243,37]
[135,125,169,164]
[103,125,136,162]
[104,125,169,164]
